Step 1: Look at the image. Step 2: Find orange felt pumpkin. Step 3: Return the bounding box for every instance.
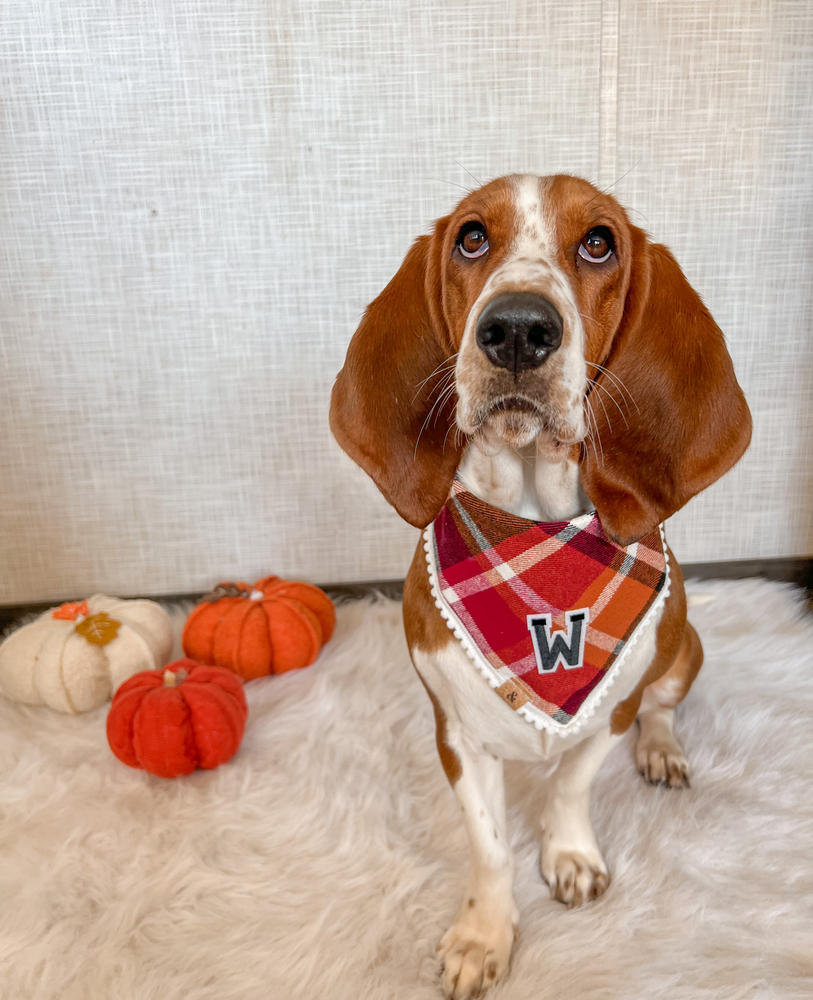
[181,575,336,681]
[106,658,248,778]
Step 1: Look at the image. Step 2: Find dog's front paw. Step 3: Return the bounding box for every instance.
[437,900,517,999]
[637,745,690,787]
[636,709,690,788]
[636,730,690,788]
[540,846,610,908]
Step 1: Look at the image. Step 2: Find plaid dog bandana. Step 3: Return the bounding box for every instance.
[424,480,670,736]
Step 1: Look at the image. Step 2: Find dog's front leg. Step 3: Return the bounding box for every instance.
[539,726,620,907]
[435,728,518,999]
[405,556,518,996]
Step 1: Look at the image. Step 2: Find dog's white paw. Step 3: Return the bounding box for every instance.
[636,731,690,788]
[437,899,517,999]
[540,844,610,908]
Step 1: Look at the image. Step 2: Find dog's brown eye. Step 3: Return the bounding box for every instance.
[578,227,614,263]
[457,222,489,259]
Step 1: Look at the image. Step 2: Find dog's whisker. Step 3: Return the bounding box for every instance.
[415,371,459,457]
[586,370,637,419]
[578,311,602,329]
[598,381,630,428]
[415,380,452,456]
[584,395,604,467]
[442,404,460,452]
[412,354,458,402]
[432,381,458,427]
[418,352,458,385]
[586,360,636,405]
[585,360,640,413]
[434,178,472,194]
[413,403,437,460]
[598,162,639,197]
[420,367,456,413]
[454,161,484,188]
[589,378,614,434]
[588,376,630,429]
[584,406,598,467]
[413,363,456,397]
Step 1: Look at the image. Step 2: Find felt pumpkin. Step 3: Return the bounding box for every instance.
[182,575,335,680]
[106,658,247,778]
[0,595,173,714]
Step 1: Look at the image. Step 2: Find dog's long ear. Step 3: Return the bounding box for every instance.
[330,218,464,527]
[580,227,752,545]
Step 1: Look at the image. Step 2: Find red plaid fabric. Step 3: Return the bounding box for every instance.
[424,480,669,734]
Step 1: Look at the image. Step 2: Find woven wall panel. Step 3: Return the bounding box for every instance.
[0,1,809,604]
[611,0,813,564]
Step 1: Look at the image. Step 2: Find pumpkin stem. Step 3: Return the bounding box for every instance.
[163,668,187,687]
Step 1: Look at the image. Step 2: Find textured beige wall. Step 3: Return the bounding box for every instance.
[1,1,810,604]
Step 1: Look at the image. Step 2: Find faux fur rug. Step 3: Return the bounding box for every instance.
[1,579,811,1000]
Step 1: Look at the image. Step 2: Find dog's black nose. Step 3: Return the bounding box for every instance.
[475,292,563,372]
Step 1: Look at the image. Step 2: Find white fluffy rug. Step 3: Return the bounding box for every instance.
[1,578,812,1000]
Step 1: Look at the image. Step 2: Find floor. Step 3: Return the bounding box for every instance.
[1,578,811,999]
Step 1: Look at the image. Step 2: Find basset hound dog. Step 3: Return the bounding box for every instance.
[330,174,751,999]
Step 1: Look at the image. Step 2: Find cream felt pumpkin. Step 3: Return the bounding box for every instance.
[0,595,174,713]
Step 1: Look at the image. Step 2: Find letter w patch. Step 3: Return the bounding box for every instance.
[526,609,589,673]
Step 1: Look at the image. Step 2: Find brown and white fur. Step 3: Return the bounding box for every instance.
[330,174,751,999]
